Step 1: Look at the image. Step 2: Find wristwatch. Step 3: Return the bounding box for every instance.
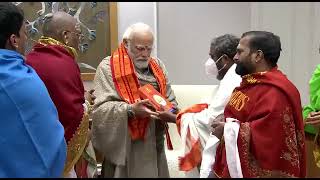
[127,105,135,119]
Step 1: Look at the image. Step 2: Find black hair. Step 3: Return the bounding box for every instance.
[241,31,282,67]
[0,2,24,49]
[210,34,240,60]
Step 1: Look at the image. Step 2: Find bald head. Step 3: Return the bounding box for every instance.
[42,11,78,45]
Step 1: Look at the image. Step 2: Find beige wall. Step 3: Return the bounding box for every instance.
[85,2,320,106]
[250,2,320,106]
[157,2,251,86]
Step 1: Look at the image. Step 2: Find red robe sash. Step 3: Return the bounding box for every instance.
[213,67,306,177]
[26,37,89,176]
[26,41,85,143]
[110,43,172,149]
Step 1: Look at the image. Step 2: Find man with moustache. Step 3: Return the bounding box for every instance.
[210,31,306,177]
[91,22,178,178]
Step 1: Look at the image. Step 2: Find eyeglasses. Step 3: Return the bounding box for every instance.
[66,31,84,41]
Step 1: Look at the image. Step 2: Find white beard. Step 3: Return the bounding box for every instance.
[134,59,149,70]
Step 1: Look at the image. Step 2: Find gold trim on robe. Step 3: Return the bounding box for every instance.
[63,113,89,177]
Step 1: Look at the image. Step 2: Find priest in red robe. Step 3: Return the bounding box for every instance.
[210,31,306,178]
[26,12,93,177]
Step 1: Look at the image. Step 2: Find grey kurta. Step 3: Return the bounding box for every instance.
[92,56,178,178]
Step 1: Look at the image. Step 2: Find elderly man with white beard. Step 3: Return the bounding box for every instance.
[91,22,178,178]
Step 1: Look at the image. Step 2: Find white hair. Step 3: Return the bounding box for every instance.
[122,22,154,41]
[122,26,133,40]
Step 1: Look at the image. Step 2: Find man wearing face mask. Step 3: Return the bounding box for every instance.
[25,11,95,177]
[154,34,241,177]
[91,22,178,178]
[0,3,67,177]
[210,31,306,177]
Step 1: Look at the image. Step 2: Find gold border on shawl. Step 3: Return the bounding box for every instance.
[63,113,90,177]
[239,122,296,177]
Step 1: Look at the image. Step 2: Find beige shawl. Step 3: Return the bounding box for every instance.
[91,56,177,176]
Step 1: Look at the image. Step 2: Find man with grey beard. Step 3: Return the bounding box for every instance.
[91,22,178,178]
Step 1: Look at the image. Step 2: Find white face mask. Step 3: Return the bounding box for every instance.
[205,55,224,78]
[205,58,217,78]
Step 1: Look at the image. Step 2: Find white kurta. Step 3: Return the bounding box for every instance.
[200,118,243,178]
[179,64,242,176]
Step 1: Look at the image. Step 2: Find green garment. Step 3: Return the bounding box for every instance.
[303,64,320,135]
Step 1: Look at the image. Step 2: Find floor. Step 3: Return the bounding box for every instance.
[165,148,185,178]
[164,123,200,178]
[165,147,200,178]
